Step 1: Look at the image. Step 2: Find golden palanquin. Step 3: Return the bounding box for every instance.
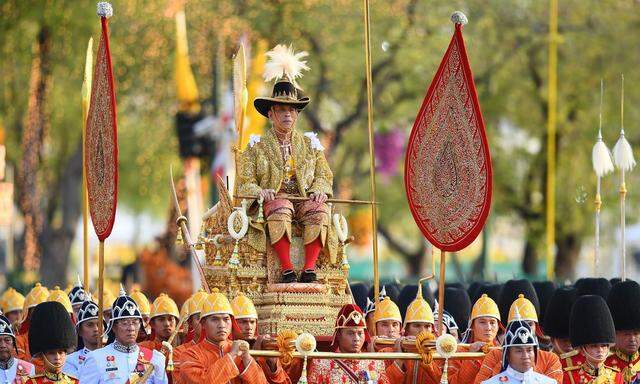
[199,179,352,336]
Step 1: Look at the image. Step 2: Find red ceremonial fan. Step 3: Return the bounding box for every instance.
[84,1,118,347]
[404,11,492,253]
[85,2,118,242]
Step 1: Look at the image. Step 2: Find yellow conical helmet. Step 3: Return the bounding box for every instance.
[404,285,434,326]
[470,294,500,322]
[48,286,73,314]
[24,283,50,310]
[180,297,191,319]
[150,293,179,320]
[231,294,258,320]
[102,289,117,311]
[373,297,402,323]
[130,288,151,316]
[1,288,25,313]
[508,294,538,323]
[200,289,233,318]
[187,289,208,317]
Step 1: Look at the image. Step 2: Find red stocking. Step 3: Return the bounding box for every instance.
[304,238,323,271]
[273,237,293,271]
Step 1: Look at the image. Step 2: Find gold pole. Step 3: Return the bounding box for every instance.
[363,0,380,303]
[437,249,446,334]
[97,240,104,348]
[82,37,93,290]
[545,0,558,280]
[248,350,484,361]
[170,166,211,292]
[620,74,627,281]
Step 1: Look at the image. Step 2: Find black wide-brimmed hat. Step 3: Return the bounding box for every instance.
[498,279,540,326]
[575,277,611,299]
[29,302,76,356]
[607,280,640,331]
[542,287,577,339]
[253,44,310,117]
[570,295,615,347]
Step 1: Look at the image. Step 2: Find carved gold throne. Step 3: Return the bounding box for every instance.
[199,179,353,336]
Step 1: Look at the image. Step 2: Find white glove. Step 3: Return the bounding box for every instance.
[161,341,173,354]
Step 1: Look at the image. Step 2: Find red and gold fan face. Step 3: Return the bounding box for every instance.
[405,23,492,252]
[85,17,118,242]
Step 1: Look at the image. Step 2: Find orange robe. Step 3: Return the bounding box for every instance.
[473,348,563,383]
[605,349,640,384]
[172,340,197,384]
[386,360,439,384]
[16,333,30,361]
[178,339,268,384]
[256,358,292,384]
[422,341,501,384]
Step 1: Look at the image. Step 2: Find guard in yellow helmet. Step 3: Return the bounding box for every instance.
[1,287,25,325]
[178,289,270,384]
[183,289,207,345]
[474,294,563,384]
[373,297,402,340]
[424,294,502,384]
[229,294,290,384]
[16,283,49,362]
[47,286,74,317]
[387,285,437,384]
[101,288,116,324]
[139,293,179,355]
[231,294,258,342]
[173,290,208,384]
[130,288,151,342]
[402,287,434,337]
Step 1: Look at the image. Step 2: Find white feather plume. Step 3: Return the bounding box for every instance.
[613,129,636,172]
[592,131,614,177]
[263,44,309,89]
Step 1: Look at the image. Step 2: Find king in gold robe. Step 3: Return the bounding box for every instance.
[237,44,338,283]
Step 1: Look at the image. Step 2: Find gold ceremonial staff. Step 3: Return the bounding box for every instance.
[170,165,211,293]
[248,350,484,361]
[260,337,497,353]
